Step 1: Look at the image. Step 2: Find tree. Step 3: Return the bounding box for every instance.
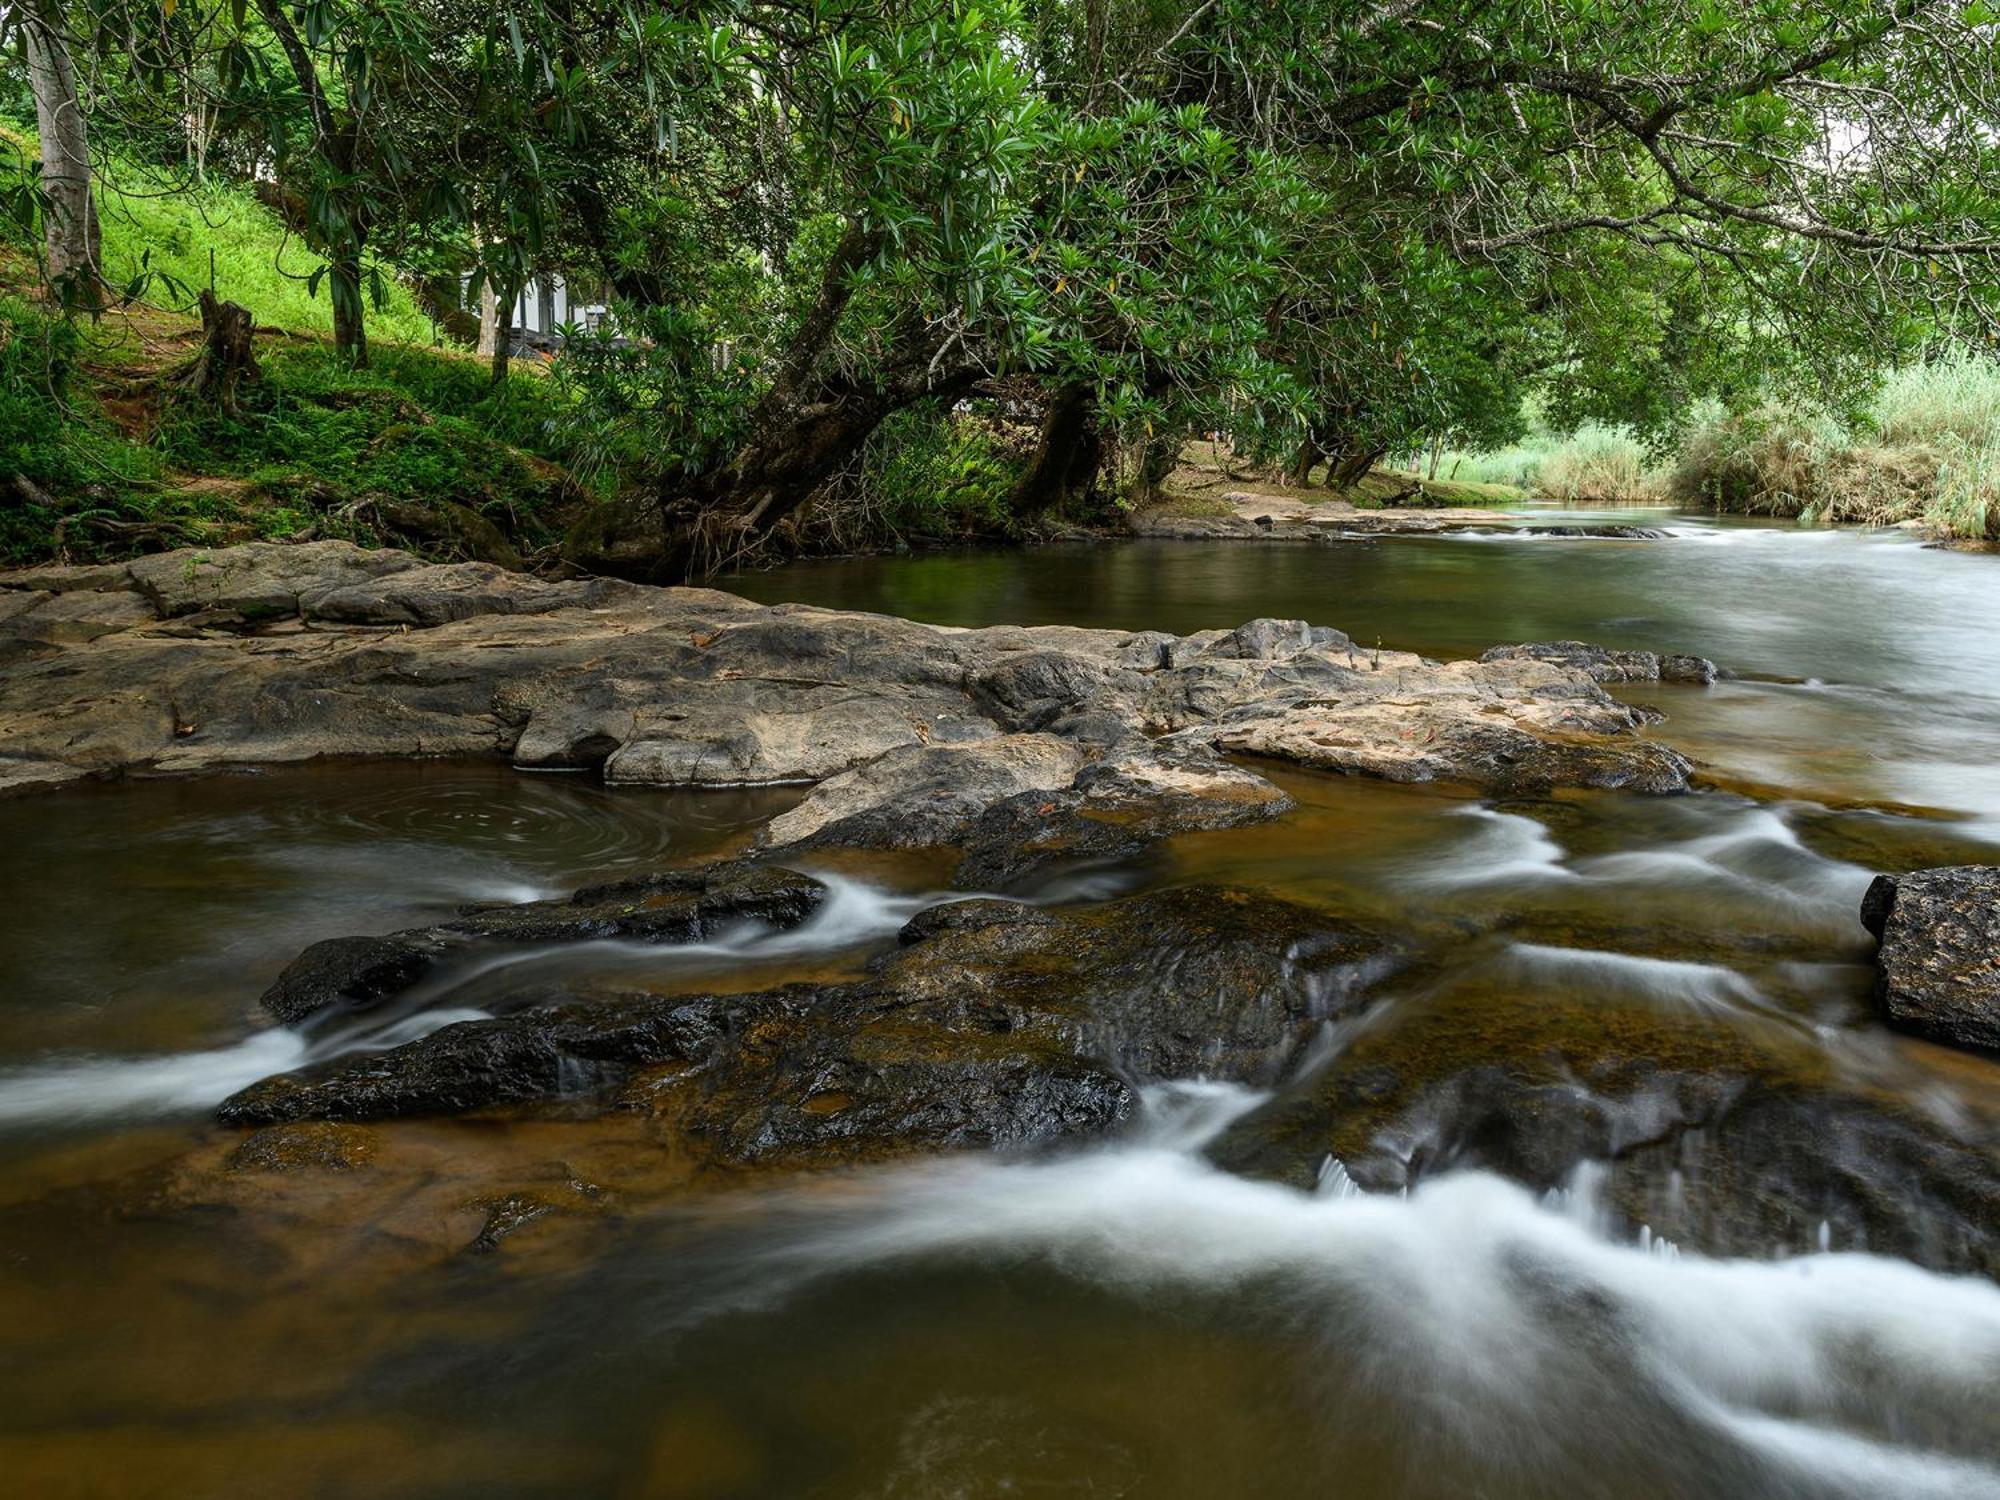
[15,0,101,300]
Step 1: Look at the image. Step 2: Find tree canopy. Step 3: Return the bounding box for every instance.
[7,0,2000,571]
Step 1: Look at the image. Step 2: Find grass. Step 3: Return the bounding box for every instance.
[1667,356,2000,539]
[0,121,596,565]
[1437,423,1665,502]
[94,162,439,344]
[1436,357,2000,540]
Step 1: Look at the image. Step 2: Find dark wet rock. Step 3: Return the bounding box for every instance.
[450,860,826,945]
[896,899,1051,945]
[1207,992,2000,1276]
[1604,1085,2000,1274]
[259,862,827,1026]
[1864,865,2000,1052]
[225,1121,377,1172]
[1479,640,1717,686]
[0,541,1705,801]
[1660,653,1719,685]
[220,883,1399,1169]
[261,932,451,1026]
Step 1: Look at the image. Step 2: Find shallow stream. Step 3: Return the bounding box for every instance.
[6,506,2000,1498]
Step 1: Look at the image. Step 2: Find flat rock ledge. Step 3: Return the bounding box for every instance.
[0,543,1691,827]
[1864,865,2000,1053]
[1131,490,1669,542]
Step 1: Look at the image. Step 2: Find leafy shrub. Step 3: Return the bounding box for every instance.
[796,404,1026,549]
[0,297,164,560]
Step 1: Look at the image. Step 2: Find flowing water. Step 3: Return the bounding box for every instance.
[6,507,2000,1497]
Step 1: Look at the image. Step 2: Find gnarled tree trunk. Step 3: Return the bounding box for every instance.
[1327,442,1386,491]
[1009,382,1103,517]
[22,0,100,300]
[1287,436,1324,487]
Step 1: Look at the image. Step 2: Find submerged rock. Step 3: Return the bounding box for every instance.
[219,882,1400,1169]
[1864,865,2000,1052]
[259,861,827,1026]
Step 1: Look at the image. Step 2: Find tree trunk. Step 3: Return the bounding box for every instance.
[330,253,368,367]
[489,280,517,386]
[22,0,100,300]
[476,277,500,358]
[1287,436,1323,488]
[1009,383,1103,517]
[1327,443,1386,491]
[256,0,367,364]
[170,291,262,413]
[1130,432,1181,504]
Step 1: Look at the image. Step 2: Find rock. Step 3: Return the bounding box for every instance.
[1206,984,2000,1276]
[218,881,1400,1169]
[0,541,1702,802]
[225,1121,377,1172]
[1864,866,2000,1052]
[260,862,828,1026]
[261,932,452,1026]
[1478,640,1717,685]
[466,1192,558,1253]
[128,540,419,618]
[1200,618,1352,660]
[1660,653,1719,685]
[1517,524,1668,540]
[759,735,1086,850]
[952,743,1295,888]
[305,561,614,627]
[0,561,134,594]
[896,898,1051,945]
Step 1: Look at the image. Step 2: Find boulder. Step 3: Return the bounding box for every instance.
[127,540,418,618]
[1207,983,2000,1276]
[1864,866,2000,1052]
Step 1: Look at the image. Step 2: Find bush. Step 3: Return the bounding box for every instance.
[0,297,164,561]
[1667,359,2000,539]
[796,404,1026,549]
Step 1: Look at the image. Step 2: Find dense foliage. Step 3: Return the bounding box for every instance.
[5,0,2000,563]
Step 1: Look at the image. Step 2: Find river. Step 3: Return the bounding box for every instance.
[3,506,2000,1498]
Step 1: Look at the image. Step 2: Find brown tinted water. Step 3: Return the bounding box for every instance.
[7,515,2000,1498]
